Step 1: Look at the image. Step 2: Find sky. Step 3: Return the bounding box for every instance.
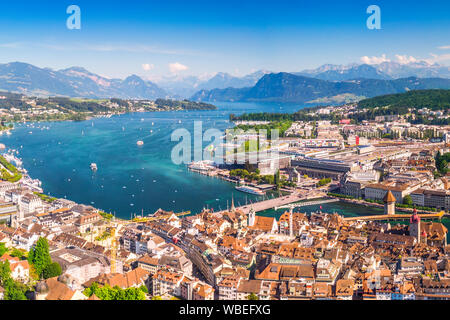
[0,0,449,80]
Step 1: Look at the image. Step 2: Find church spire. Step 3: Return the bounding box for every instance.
[248,205,255,227]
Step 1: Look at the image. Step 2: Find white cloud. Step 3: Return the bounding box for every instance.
[438,45,450,50]
[169,62,188,73]
[360,54,390,65]
[0,42,22,49]
[394,54,418,64]
[425,53,450,64]
[142,63,154,71]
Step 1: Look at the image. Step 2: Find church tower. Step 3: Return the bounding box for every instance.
[248,206,255,227]
[383,190,396,215]
[409,208,421,243]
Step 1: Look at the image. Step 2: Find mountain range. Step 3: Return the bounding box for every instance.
[191,72,450,103]
[0,61,450,103]
[296,61,450,81]
[0,62,167,99]
[156,70,271,98]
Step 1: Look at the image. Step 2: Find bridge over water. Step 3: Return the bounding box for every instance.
[219,190,329,214]
[343,211,445,222]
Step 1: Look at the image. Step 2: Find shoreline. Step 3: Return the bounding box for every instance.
[5,107,219,125]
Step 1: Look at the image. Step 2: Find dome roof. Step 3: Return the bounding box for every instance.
[383,190,396,203]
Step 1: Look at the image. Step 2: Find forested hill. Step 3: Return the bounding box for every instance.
[357,89,450,110]
[191,73,450,103]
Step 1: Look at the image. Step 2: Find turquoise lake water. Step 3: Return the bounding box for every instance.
[0,101,308,219]
[2,100,448,233]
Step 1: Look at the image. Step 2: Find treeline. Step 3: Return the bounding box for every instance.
[0,95,108,113]
[154,99,216,110]
[40,97,108,113]
[229,105,336,123]
[358,89,450,110]
[110,98,130,108]
[0,155,22,182]
[234,120,293,138]
[230,168,296,188]
[230,108,349,125]
[83,282,147,300]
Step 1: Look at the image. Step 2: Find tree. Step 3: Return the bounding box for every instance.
[274,170,281,190]
[3,278,27,300]
[318,178,331,187]
[9,248,25,259]
[43,262,62,279]
[0,261,27,300]
[0,260,10,285]
[139,285,148,294]
[247,293,259,300]
[0,243,7,256]
[28,237,52,278]
[83,282,146,300]
[403,195,413,206]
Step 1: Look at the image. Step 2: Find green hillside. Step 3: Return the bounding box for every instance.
[358,89,450,110]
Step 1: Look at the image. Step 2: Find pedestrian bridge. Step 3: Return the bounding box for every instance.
[343,211,445,222]
[274,198,339,211]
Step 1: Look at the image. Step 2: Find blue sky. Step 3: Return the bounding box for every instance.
[0,0,449,80]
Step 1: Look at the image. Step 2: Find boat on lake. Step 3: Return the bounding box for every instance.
[235,185,265,196]
[188,160,215,172]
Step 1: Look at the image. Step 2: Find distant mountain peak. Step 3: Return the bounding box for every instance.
[191,72,450,103]
[0,61,166,99]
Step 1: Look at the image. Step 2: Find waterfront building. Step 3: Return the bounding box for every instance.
[19,193,43,217]
[365,181,418,203]
[74,212,102,234]
[221,151,291,176]
[291,157,355,180]
[0,181,17,198]
[0,201,18,224]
